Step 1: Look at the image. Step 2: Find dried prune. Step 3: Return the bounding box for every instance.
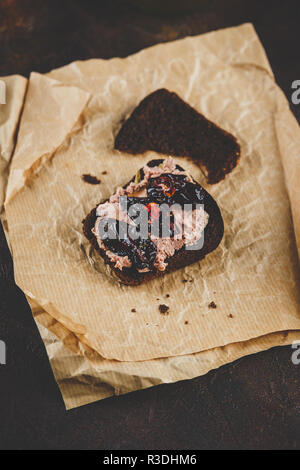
[173,181,205,205]
[147,174,187,203]
[98,218,157,270]
[147,173,204,206]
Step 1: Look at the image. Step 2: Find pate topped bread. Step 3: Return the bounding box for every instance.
[83,157,224,285]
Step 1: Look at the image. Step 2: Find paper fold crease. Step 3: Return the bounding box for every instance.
[5,72,90,204]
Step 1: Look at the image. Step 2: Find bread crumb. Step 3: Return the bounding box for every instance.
[228,313,234,318]
[159,304,169,315]
[81,174,101,185]
[208,301,217,309]
[184,320,189,325]
[2,219,8,232]
[131,308,136,313]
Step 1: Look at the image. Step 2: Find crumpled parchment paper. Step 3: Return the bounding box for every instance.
[2,23,300,408]
[0,75,27,211]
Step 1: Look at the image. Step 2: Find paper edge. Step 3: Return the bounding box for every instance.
[5,72,91,205]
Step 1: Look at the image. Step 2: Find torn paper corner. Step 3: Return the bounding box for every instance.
[5,72,91,205]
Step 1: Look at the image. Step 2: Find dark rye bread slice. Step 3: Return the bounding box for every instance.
[115,88,240,184]
[82,159,224,286]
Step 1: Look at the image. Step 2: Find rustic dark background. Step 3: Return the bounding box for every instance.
[0,0,300,450]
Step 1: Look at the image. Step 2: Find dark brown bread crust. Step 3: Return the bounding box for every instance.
[115,88,240,184]
[82,159,224,286]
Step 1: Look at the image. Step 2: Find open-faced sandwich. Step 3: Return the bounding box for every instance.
[83,157,224,285]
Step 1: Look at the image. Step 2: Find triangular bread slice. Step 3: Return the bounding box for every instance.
[115,88,240,184]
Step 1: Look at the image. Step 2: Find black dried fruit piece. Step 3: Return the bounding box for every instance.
[174,181,205,205]
[98,218,157,270]
[147,174,187,204]
[147,173,205,206]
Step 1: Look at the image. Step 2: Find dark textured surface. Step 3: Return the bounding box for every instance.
[0,0,300,450]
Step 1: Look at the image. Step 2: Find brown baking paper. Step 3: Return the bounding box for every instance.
[0,75,27,211]
[32,303,300,410]
[2,23,300,408]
